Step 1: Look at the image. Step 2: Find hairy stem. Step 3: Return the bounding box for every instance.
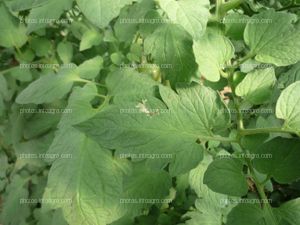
[239,127,297,136]
[221,0,244,14]
[216,0,224,21]
[227,65,278,224]
[247,159,279,225]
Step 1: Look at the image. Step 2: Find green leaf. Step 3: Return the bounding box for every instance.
[34,209,68,225]
[77,56,103,79]
[253,137,300,183]
[121,164,172,215]
[226,203,267,225]
[57,42,73,64]
[114,0,154,42]
[22,113,61,139]
[0,175,30,225]
[0,74,9,99]
[0,3,27,48]
[76,83,231,157]
[3,67,32,82]
[10,0,48,11]
[111,52,125,65]
[106,68,158,103]
[158,0,210,40]
[30,37,52,57]
[58,83,99,128]
[27,0,73,33]
[43,127,128,225]
[14,133,54,171]
[79,29,102,51]
[244,10,300,66]
[144,24,197,84]
[0,153,9,191]
[16,67,79,104]
[76,0,135,28]
[203,158,248,196]
[278,62,300,88]
[235,68,276,105]
[169,144,203,176]
[139,10,163,37]
[193,32,234,82]
[276,81,300,134]
[224,13,249,40]
[187,155,236,225]
[275,198,300,225]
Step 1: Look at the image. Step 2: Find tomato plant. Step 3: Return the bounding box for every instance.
[0,0,300,224]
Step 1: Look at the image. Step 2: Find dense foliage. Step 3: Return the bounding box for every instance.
[0,0,300,224]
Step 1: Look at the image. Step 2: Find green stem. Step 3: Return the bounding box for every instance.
[0,67,14,74]
[198,136,238,143]
[227,69,244,131]
[228,53,278,225]
[233,52,255,68]
[221,0,244,14]
[278,3,300,11]
[216,0,223,21]
[247,159,279,225]
[96,94,107,99]
[75,78,107,88]
[239,127,297,136]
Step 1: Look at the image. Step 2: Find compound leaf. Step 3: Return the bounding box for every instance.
[76,84,231,157]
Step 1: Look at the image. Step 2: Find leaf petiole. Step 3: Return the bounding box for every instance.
[239,127,297,136]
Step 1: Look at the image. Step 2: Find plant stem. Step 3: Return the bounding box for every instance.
[0,67,14,74]
[75,78,107,88]
[198,135,238,143]
[239,127,297,136]
[221,0,244,14]
[216,0,223,21]
[233,52,255,68]
[228,53,279,225]
[227,69,244,131]
[247,159,279,225]
[278,4,300,11]
[96,94,107,99]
